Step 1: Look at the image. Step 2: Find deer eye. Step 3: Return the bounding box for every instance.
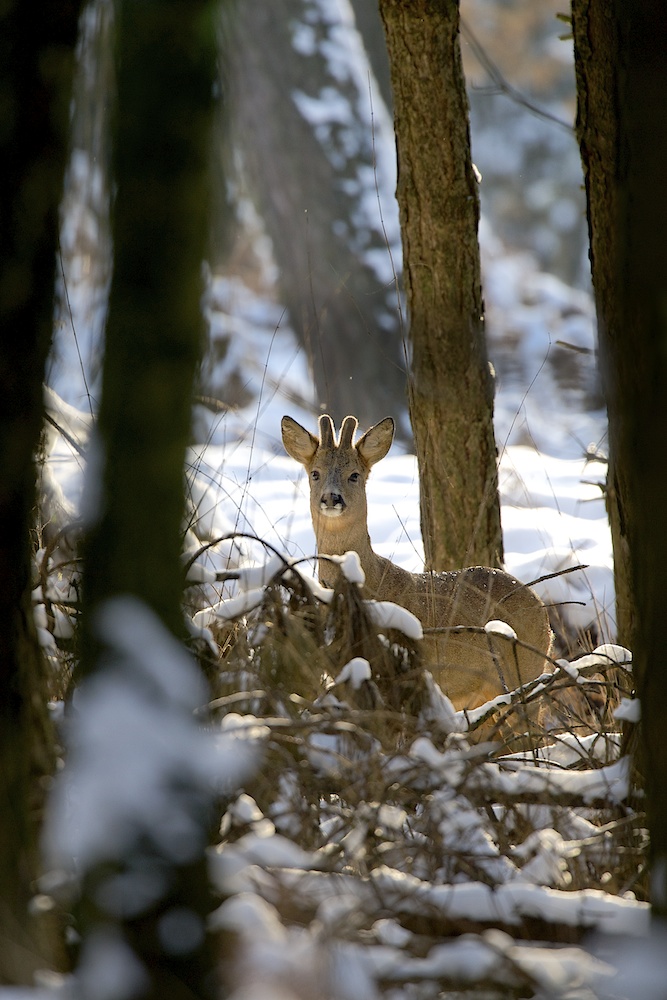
[349,472,360,483]
[311,470,320,482]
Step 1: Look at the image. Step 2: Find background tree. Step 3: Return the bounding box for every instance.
[0,0,83,980]
[378,0,503,570]
[50,0,115,401]
[571,0,667,908]
[223,0,409,435]
[73,1,222,994]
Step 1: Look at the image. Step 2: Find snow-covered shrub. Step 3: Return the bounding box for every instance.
[186,549,647,998]
[31,440,644,997]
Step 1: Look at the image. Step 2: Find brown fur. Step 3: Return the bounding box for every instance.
[282,414,553,712]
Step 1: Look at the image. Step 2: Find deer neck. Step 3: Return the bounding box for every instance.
[313,511,380,590]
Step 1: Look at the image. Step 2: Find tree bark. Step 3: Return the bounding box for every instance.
[82,1,215,641]
[0,0,83,980]
[572,0,667,912]
[570,1,632,645]
[378,0,503,571]
[77,2,222,994]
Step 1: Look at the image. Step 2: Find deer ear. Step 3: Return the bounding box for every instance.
[356,417,394,467]
[281,415,319,466]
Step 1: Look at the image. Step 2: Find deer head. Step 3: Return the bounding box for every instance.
[281,414,395,548]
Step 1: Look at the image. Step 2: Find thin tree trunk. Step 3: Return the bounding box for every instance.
[606,0,667,915]
[378,0,503,571]
[0,0,83,979]
[572,0,667,911]
[571,1,632,645]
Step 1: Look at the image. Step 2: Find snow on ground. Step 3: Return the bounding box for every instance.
[47,231,614,648]
[48,183,613,645]
[29,6,636,996]
[195,244,614,641]
[46,0,613,645]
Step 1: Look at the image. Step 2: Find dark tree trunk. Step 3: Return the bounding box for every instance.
[82,2,214,641]
[225,0,409,435]
[378,0,503,571]
[0,0,83,980]
[572,0,667,911]
[77,2,222,995]
[571,1,632,645]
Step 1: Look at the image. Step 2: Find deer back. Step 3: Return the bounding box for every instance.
[388,563,552,709]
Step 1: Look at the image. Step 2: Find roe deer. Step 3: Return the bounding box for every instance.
[282,413,553,712]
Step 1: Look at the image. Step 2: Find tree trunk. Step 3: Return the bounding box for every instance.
[0,0,83,980]
[82,2,215,641]
[76,2,222,994]
[225,0,409,435]
[378,0,503,571]
[570,1,632,646]
[50,0,115,403]
[572,0,667,912]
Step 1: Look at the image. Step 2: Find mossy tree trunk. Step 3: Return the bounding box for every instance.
[572,0,667,911]
[78,1,222,995]
[0,0,83,980]
[378,0,503,571]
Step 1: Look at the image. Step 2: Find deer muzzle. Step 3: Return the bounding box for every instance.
[319,492,346,517]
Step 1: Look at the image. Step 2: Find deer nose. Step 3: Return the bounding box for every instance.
[320,492,346,514]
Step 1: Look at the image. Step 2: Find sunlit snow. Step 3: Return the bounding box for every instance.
[29,1,650,997]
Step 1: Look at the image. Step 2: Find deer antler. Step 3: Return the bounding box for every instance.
[338,415,358,449]
[318,414,336,450]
